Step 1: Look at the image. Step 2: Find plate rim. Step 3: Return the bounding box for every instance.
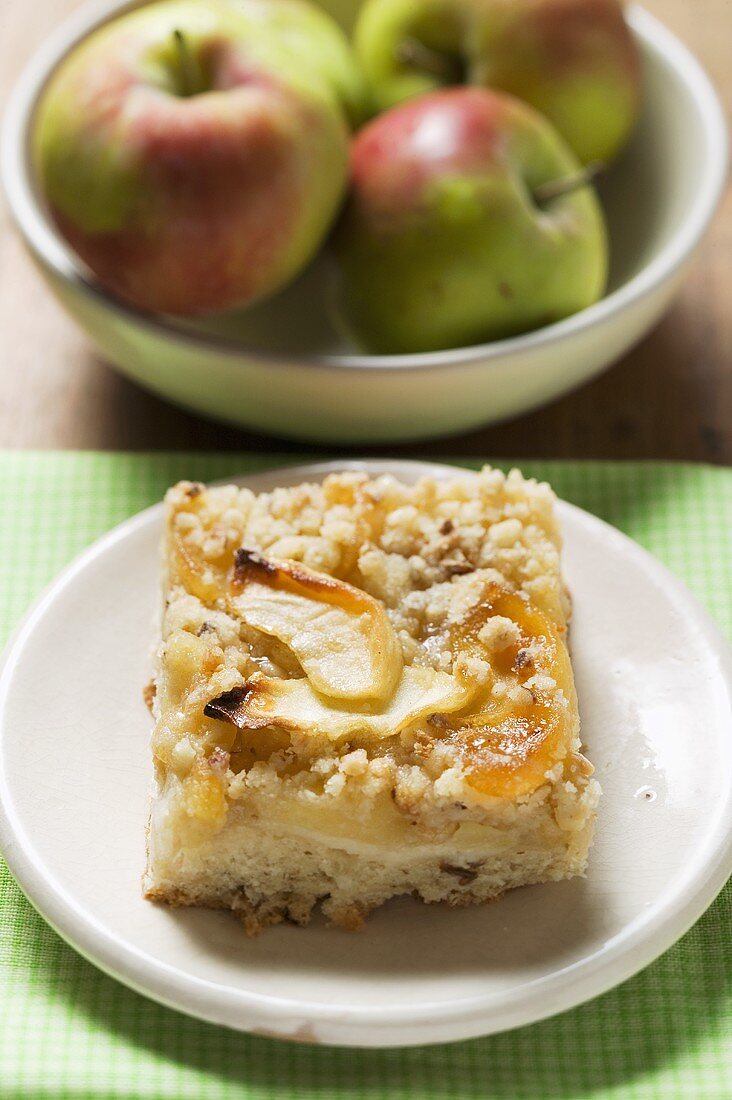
[1,458,731,1048]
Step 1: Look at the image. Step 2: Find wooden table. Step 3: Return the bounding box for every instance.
[2,0,729,461]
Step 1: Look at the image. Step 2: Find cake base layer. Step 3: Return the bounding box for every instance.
[144,768,599,934]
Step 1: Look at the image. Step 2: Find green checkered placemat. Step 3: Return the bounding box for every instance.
[1,452,731,1100]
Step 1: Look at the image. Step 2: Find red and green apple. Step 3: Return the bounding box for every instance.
[355,0,642,166]
[34,0,364,316]
[332,86,608,354]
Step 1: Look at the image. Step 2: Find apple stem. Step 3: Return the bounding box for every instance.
[534,161,605,205]
[173,28,199,98]
[395,37,461,82]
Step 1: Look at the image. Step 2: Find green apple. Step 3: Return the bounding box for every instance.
[332,87,608,354]
[355,0,642,165]
[309,0,365,33]
[233,0,369,125]
[34,0,362,316]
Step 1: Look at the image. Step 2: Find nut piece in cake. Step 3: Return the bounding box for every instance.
[144,467,600,933]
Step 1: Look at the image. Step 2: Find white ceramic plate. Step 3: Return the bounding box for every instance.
[1,460,731,1048]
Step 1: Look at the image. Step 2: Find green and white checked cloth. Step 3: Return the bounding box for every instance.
[0,452,731,1100]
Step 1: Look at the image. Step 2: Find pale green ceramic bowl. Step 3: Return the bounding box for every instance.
[2,1,727,443]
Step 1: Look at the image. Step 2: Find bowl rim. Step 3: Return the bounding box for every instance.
[1,0,728,374]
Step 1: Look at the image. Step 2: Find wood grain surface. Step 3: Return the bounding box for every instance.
[1,0,730,460]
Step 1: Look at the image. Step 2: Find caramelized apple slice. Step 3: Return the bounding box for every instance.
[204,665,475,742]
[445,582,576,799]
[229,549,403,703]
[167,505,228,605]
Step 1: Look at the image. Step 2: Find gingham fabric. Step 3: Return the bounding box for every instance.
[0,452,730,1100]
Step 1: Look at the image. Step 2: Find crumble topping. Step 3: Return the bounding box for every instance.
[153,468,584,835]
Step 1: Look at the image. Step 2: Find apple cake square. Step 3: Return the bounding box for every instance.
[144,467,599,932]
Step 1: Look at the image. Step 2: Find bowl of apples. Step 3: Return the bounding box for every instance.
[2,0,727,443]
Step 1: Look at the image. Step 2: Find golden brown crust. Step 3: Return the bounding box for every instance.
[143,876,515,932]
[142,679,156,713]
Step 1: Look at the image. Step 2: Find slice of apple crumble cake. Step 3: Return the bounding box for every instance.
[144,467,599,932]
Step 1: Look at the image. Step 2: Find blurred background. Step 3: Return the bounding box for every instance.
[1,0,729,461]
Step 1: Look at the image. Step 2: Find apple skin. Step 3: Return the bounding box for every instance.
[310,0,365,33]
[332,87,608,355]
[355,0,641,166]
[235,0,370,126]
[33,0,360,316]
